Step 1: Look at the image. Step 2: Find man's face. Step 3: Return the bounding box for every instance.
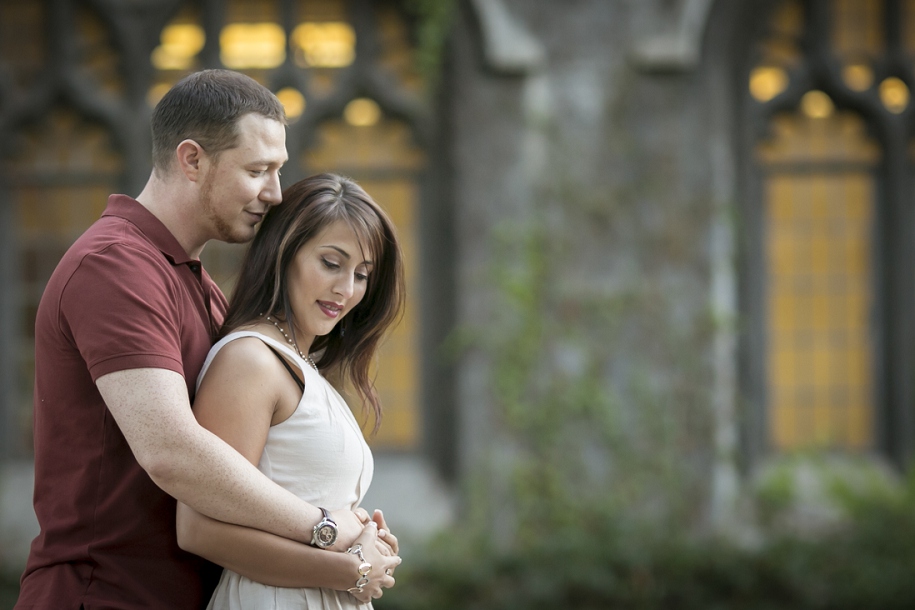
[198,113,287,245]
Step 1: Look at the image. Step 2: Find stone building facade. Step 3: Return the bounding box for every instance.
[2,0,913,576]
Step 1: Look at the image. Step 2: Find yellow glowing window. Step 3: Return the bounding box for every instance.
[757,111,880,451]
[750,66,789,102]
[151,24,205,70]
[344,98,381,126]
[291,22,356,68]
[800,90,834,119]
[832,0,884,59]
[842,63,874,91]
[147,82,171,107]
[879,76,909,113]
[220,22,286,69]
[749,0,897,453]
[276,87,306,120]
[9,108,123,452]
[304,119,425,450]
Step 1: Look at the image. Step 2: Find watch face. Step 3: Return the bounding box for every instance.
[316,524,337,547]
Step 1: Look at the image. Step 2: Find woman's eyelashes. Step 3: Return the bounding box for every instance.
[321,257,370,282]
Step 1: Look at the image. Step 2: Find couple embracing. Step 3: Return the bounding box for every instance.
[16,69,404,609]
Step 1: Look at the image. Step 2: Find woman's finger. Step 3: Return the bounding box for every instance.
[378,527,399,555]
[382,555,402,581]
[375,536,395,556]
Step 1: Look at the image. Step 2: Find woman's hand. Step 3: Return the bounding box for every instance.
[349,507,398,560]
[371,509,399,561]
[344,522,401,603]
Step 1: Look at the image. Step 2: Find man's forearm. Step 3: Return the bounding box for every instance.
[97,367,319,543]
[151,422,321,543]
[176,502,358,589]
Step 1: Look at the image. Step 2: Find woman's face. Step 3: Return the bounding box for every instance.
[286,218,373,350]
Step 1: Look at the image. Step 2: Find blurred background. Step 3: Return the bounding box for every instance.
[2,0,915,607]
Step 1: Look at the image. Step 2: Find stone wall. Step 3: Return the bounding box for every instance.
[0,0,764,578]
[448,0,741,535]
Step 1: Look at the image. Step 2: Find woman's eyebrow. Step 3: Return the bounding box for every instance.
[320,244,373,265]
[321,245,350,258]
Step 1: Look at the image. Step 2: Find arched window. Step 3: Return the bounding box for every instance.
[0,2,125,456]
[0,0,434,457]
[741,0,915,465]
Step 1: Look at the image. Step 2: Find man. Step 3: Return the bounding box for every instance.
[16,70,368,609]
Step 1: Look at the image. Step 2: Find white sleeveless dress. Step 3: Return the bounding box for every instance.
[198,331,374,610]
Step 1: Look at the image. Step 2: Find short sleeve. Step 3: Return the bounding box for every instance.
[59,244,185,381]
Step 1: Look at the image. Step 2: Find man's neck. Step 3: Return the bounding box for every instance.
[135,171,208,260]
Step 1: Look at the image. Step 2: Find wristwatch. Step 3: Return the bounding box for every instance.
[311,507,338,549]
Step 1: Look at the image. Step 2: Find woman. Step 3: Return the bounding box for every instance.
[176,173,405,608]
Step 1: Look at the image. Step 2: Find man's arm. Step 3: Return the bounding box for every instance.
[175,502,399,603]
[96,367,363,545]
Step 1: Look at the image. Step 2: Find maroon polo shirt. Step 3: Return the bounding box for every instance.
[17,195,227,610]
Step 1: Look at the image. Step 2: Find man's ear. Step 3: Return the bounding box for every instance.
[175,139,206,181]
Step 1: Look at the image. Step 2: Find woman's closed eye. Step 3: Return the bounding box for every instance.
[322,257,369,281]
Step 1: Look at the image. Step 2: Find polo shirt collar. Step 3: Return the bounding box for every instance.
[102,194,197,266]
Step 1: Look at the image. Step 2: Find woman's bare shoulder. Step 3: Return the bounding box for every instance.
[207,331,283,381]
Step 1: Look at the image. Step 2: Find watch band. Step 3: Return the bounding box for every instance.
[311,507,338,549]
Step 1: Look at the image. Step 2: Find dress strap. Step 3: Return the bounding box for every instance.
[265,344,305,391]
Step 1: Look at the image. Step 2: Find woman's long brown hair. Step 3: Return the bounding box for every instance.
[220,173,405,432]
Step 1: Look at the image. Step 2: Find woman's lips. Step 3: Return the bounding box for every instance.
[318,301,342,318]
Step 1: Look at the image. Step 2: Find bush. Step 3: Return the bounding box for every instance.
[0,572,19,609]
[376,486,915,610]
[406,203,915,609]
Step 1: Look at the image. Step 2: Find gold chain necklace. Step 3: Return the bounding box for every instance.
[264,314,318,372]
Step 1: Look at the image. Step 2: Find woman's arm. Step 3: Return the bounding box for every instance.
[180,337,397,599]
[177,502,399,600]
[185,337,365,547]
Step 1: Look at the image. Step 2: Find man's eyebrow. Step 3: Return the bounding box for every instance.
[320,245,373,265]
[249,157,288,167]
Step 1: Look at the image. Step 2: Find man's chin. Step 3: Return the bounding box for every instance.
[220,227,258,244]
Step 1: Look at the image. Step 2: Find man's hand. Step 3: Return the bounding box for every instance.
[329,508,369,550]
[342,507,398,560]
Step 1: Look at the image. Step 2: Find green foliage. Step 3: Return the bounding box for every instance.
[378,483,915,609]
[384,189,915,608]
[400,0,457,92]
[0,572,19,608]
[392,61,915,607]
[458,194,712,548]
[752,453,905,534]
[754,461,797,525]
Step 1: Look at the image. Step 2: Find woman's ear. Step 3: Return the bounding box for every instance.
[175,139,205,182]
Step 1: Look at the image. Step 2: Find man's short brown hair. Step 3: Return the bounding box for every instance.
[150,69,286,172]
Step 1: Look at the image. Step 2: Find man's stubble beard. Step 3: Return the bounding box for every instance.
[199,170,248,245]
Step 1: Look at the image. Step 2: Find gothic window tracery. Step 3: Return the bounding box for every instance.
[0,0,429,455]
[743,0,915,463]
